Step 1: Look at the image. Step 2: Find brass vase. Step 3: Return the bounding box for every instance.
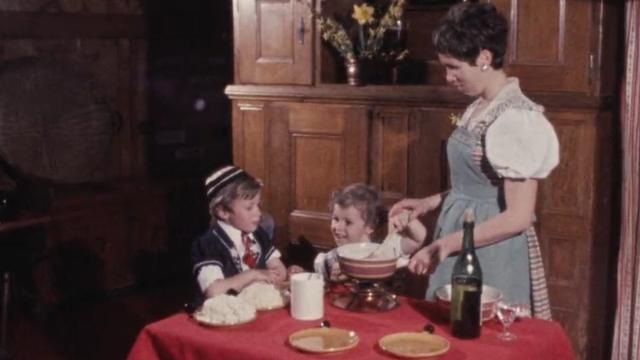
[345,59,363,86]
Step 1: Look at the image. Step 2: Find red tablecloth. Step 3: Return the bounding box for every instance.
[128,296,575,360]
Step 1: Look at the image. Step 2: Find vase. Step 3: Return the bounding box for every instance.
[345,59,363,86]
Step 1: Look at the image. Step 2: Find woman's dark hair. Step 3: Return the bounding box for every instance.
[432,2,509,69]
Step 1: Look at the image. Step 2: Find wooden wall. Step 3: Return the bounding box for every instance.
[0,0,147,181]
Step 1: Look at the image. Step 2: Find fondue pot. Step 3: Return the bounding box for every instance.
[336,242,409,280]
[333,242,409,312]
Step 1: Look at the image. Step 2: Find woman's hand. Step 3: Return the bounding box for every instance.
[389,198,427,219]
[407,241,453,276]
[390,194,442,221]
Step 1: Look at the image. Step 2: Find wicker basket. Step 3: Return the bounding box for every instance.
[0,57,119,183]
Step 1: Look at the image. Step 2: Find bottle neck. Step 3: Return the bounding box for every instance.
[461,220,475,253]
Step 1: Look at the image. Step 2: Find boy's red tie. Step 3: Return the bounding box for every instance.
[242,232,258,268]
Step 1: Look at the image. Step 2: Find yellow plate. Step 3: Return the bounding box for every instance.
[379,332,450,358]
[289,328,359,353]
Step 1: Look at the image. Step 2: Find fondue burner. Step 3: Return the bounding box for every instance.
[332,279,399,312]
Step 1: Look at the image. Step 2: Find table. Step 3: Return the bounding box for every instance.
[127,295,576,360]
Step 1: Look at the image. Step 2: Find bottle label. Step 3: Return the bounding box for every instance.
[450,283,479,321]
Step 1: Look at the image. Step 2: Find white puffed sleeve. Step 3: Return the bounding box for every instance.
[484,109,560,179]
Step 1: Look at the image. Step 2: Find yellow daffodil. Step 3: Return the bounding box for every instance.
[304,0,406,62]
[449,113,463,126]
[352,3,375,25]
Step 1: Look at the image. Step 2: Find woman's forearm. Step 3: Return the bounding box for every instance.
[437,210,533,255]
[424,189,449,212]
[437,179,537,256]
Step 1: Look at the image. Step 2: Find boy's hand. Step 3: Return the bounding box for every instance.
[271,266,287,283]
[288,265,305,276]
[252,269,276,283]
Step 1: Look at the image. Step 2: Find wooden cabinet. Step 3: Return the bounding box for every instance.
[233,0,313,85]
[535,109,613,360]
[232,100,370,249]
[228,1,621,359]
[227,85,616,360]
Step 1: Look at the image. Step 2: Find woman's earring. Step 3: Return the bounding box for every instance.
[481,64,489,71]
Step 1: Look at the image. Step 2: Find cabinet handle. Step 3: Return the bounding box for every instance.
[298,16,305,45]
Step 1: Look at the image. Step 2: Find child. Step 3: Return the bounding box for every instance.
[191,165,286,303]
[289,183,426,281]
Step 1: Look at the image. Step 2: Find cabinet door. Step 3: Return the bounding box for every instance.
[492,0,592,93]
[415,0,596,93]
[234,0,313,84]
[536,110,612,360]
[267,102,369,249]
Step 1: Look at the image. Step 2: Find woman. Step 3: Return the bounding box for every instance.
[389,2,559,319]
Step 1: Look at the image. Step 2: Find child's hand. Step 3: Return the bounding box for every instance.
[389,210,412,233]
[328,262,347,282]
[271,266,287,283]
[288,265,305,276]
[252,269,276,283]
[408,242,446,276]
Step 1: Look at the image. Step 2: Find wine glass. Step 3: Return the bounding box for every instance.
[495,301,518,341]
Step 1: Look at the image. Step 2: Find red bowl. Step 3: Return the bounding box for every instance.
[337,243,398,280]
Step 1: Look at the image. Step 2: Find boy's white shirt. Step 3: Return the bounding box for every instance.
[197,220,282,292]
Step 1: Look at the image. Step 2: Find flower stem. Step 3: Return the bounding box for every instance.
[358,25,365,57]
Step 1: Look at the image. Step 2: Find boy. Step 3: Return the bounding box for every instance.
[191,165,286,302]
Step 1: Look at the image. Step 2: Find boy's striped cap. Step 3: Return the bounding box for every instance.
[205,165,251,202]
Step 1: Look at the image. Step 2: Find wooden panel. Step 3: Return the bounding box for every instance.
[513,0,562,65]
[371,107,411,202]
[539,112,593,216]
[546,234,579,284]
[233,102,266,181]
[268,102,369,249]
[393,0,597,93]
[234,0,312,85]
[501,0,591,93]
[409,107,457,199]
[257,0,293,61]
[292,135,343,212]
[288,210,333,248]
[288,106,344,134]
[265,104,291,249]
[0,36,146,180]
[0,12,145,38]
[241,104,267,181]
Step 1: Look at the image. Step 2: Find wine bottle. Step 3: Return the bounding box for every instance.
[450,208,483,339]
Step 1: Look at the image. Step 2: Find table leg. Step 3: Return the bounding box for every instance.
[1,272,9,349]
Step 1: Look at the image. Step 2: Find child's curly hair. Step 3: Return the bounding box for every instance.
[329,183,386,230]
